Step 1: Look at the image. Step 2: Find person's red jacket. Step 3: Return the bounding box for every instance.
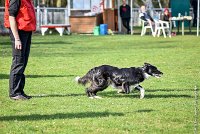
[4,0,36,31]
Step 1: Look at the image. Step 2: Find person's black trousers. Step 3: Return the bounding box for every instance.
[122,18,130,33]
[193,11,197,27]
[9,29,32,97]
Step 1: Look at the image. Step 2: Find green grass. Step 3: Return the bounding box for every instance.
[0,34,199,134]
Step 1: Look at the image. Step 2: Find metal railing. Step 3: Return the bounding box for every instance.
[35,6,70,30]
[0,7,70,31]
[0,7,194,32]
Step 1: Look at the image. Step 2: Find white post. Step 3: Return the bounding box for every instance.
[36,6,40,30]
[65,7,68,24]
[68,0,71,16]
[197,0,199,36]
[65,0,70,25]
[118,0,121,32]
[157,0,162,9]
[131,0,133,34]
[44,7,48,25]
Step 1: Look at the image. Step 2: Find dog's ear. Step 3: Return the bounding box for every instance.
[144,63,151,66]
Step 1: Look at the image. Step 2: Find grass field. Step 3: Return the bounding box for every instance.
[0,34,199,134]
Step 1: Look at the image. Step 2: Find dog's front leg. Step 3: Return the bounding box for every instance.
[135,85,145,99]
[122,82,130,94]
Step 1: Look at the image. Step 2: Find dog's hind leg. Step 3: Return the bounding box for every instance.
[135,85,145,99]
[86,84,109,99]
[85,88,94,99]
[85,86,102,99]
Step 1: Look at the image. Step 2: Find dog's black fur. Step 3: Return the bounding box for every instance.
[76,63,163,99]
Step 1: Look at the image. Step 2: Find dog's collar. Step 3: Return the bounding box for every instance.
[140,67,151,79]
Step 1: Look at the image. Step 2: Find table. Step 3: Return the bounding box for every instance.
[169,16,192,35]
[40,24,71,36]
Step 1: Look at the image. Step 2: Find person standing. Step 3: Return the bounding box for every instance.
[191,0,197,27]
[4,0,36,100]
[120,0,131,34]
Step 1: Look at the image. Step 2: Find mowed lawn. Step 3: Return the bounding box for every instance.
[0,34,199,134]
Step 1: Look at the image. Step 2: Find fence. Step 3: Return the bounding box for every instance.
[0,7,194,33]
[0,7,70,32]
[36,6,70,30]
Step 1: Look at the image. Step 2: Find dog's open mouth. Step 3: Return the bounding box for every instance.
[153,74,162,78]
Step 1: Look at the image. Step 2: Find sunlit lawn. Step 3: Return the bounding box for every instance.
[0,33,199,133]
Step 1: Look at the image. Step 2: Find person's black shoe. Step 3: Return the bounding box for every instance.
[22,94,32,99]
[10,95,29,100]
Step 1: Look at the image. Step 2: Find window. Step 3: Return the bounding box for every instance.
[104,0,112,9]
[72,0,91,10]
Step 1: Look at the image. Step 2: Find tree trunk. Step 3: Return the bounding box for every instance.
[57,0,61,7]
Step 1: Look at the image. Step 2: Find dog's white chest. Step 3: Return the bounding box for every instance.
[144,72,151,79]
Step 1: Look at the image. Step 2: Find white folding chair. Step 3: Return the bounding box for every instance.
[154,20,171,38]
[141,20,155,37]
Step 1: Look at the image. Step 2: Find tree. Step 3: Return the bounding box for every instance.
[0,0,4,6]
[133,0,170,8]
[56,0,61,7]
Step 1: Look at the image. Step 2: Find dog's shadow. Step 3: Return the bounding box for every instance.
[32,93,85,98]
[98,89,193,99]
[32,88,193,99]
[0,74,76,79]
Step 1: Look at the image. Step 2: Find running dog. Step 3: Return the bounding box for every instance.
[75,63,163,99]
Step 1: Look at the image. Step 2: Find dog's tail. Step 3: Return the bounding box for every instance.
[75,67,100,86]
[75,74,90,86]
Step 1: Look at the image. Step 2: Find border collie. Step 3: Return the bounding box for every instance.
[75,63,163,99]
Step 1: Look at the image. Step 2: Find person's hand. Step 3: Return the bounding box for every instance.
[15,40,22,50]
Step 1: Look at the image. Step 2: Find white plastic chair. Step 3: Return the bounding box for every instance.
[141,20,155,37]
[154,20,171,38]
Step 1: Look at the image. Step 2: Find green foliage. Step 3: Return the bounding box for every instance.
[0,0,4,6]
[0,34,199,133]
[134,0,170,8]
